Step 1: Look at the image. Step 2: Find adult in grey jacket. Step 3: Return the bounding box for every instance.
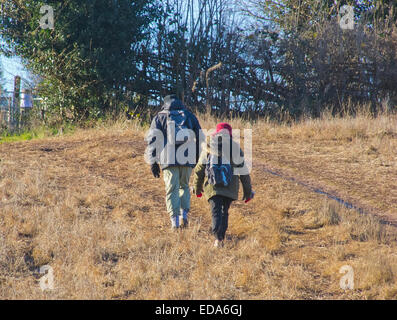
[145,95,202,229]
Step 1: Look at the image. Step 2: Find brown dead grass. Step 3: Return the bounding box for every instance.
[0,114,396,299]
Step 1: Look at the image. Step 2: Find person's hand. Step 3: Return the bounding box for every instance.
[151,163,160,178]
[244,190,255,203]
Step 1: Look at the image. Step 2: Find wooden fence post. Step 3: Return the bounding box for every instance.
[12,76,21,129]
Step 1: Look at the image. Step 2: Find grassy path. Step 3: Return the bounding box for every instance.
[0,118,397,299]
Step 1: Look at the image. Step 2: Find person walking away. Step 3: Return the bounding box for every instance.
[192,123,254,247]
[146,95,202,229]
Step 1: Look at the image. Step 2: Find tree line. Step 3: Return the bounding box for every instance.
[1,0,396,122]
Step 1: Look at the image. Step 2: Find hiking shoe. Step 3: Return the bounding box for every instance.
[180,209,189,228]
[170,215,179,229]
[214,239,224,248]
[180,219,188,228]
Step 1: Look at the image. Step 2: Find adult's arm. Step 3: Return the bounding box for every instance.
[145,115,164,165]
[191,114,203,165]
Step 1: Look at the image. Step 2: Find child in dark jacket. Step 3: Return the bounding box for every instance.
[192,123,254,247]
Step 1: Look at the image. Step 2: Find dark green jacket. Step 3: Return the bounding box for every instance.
[192,133,252,201]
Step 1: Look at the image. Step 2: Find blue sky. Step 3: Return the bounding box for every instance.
[1,55,30,91]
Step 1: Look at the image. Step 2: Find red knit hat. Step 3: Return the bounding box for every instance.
[214,122,232,136]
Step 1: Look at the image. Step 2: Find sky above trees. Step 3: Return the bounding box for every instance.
[0,55,31,91]
[1,1,396,119]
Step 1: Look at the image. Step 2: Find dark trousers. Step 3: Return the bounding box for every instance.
[209,195,233,241]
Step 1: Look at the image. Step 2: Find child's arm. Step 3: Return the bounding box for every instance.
[240,174,253,202]
[235,146,253,201]
[192,151,206,195]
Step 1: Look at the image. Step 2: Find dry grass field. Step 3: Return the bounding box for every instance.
[0,113,396,299]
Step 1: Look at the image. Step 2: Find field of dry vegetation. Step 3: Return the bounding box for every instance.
[0,113,396,299]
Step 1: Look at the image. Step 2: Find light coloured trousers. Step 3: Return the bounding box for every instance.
[163,166,193,217]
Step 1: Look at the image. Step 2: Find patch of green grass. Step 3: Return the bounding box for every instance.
[0,130,44,144]
[0,132,33,143]
[0,124,75,144]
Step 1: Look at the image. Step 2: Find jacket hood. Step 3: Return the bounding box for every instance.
[162,95,186,111]
[205,132,233,158]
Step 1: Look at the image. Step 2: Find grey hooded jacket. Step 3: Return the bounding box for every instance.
[146,95,202,170]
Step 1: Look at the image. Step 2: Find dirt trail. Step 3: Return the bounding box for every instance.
[257,162,397,227]
[254,138,397,226]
